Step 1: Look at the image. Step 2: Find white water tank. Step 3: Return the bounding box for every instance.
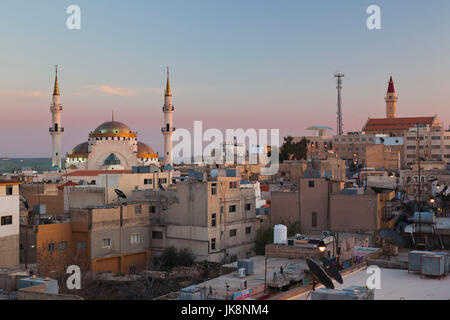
[274,224,287,244]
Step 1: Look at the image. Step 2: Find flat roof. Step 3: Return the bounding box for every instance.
[196,256,308,299]
[290,267,450,300]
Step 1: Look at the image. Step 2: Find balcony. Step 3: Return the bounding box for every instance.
[162,105,175,112]
[161,127,176,133]
[49,127,64,133]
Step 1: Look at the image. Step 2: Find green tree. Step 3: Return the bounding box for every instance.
[254,227,273,256]
[279,136,308,163]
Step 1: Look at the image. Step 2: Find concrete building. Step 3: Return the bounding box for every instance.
[277,155,345,183]
[403,125,450,167]
[0,180,21,269]
[270,177,344,231]
[64,170,175,212]
[130,170,261,263]
[330,190,394,233]
[35,203,151,275]
[365,144,401,171]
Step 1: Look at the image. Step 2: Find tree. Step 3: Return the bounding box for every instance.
[158,247,195,270]
[279,136,308,163]
[254,227,273,256]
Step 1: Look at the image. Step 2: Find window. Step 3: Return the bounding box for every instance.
[211,214,216,227]
[1,215,12,226]
[245,203,251,211]
[129,266,137,274]
[229,205,237,213]
[48,243,55,252]
[135,205,142,215]
[220,206,224,214]
[229,182,237,189]
[149,206,156,213]
[211,238,216,251]
[131,233,140,244]
[246,226,251,234]
[158,178,167,184]
[102,238,112,248]
[144,179,153,185]
[58,241,67,251]
[6,186,13,196]
[77,241,87,251]
[308,181,315,188]
[211,183,217,195]
[104,153,120,165]
[152,231,163,239]
[230,229,237,237]
[312,212,317,228]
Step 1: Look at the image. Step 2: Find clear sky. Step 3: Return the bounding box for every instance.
[1,0,450,157]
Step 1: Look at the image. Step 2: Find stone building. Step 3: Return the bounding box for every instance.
[130,170,262,263]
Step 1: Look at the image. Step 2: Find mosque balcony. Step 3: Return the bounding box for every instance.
[161,127,176,133]
[49,127,64,133]
[163,105,175,112]
[50,105,63,111]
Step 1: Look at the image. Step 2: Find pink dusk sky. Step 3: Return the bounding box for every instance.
[1,1,450,157]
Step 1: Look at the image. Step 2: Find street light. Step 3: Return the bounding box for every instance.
[430,196,435,204]
[318,241,326,253]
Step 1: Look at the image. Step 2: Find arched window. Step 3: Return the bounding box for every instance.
[104,153,121,165]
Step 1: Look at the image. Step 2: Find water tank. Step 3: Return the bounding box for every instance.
[414,212,435,224]
[274,224,287,244]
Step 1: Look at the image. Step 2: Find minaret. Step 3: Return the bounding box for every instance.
[162,67,175,166]
[385,75,398,119]
[49,65,64,169]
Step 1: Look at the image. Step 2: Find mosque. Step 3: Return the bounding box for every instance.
[49,67,175,171]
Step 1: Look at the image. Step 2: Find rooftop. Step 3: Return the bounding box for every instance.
[363,116,436,131]
[290,267,450,300]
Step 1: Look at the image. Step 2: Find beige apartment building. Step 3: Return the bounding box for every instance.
[35,203,152,276]
[65,170,175,212]
[403,125,450,168]
[131,171,261,263]
[270,177,344,231]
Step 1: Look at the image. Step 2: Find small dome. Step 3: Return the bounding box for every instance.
[137,142,156,155]
[93,121,132,136]
[68,142,89,155]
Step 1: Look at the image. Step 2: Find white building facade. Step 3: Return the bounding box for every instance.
[0,180,21,268]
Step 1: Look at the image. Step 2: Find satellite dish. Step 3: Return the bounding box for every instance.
[114,189,127,199]
[320,257,343,284]
[306,258,334,290]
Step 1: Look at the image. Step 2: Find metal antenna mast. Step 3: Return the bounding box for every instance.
[335,72,345,136]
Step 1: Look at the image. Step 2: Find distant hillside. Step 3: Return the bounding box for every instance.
[0,158,55,173]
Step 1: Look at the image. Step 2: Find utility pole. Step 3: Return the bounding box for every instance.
[335,72,345,136]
